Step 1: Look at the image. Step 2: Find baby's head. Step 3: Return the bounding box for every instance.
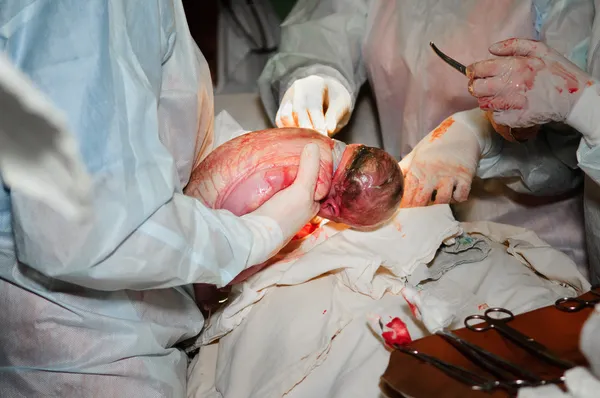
[318,144,404,228]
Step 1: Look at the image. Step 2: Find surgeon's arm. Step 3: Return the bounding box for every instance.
[258,0,370,125]
[399,108,582,208]
[12,190,295,291]
[5,0,318,292]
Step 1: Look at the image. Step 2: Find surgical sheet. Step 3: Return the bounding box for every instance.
[194,204,461,346]
[187,213,588,398]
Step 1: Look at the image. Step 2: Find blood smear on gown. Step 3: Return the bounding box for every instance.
[293,221,320,240]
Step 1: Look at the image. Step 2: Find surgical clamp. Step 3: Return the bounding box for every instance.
[394,344,562,396]
[437,329,545,383]
[464,307,576,369]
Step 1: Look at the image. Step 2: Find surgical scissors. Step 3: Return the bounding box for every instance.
[555,289,600,313]
[464,307,576,369]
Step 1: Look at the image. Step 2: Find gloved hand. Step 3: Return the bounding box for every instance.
[276,75,352,136]
[399,109,494,208]
[241,143,322,265]
[467,38,592,129]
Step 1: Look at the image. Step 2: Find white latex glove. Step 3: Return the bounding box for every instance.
[241,143,321,265]
[399,109,494,208]
[276,75,352,136]
[467,38,592,129]
[0,52,92,221]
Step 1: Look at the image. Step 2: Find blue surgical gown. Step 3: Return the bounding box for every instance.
[0,0,262,395]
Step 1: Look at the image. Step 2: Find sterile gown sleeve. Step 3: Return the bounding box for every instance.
[476,127,584,196]
[569,83,600,185]
[579,143,600,184]
[535,0,594,71]
[257,0,371,122]
[3,0,281,291]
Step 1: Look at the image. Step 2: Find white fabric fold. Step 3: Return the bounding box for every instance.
[189,220,587,398]
[199,204,462,345]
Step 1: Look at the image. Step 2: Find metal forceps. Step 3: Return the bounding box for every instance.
[464,307,576,369]
[394,344,532,396]
[555,289,600,313]
[437,329,544,383]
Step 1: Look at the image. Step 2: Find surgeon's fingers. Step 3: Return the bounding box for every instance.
[452,178,472,203]
[467,57,544,81]
[412,181,436,208]
[399,172,419,208]
[324,106,349,136]
[477,93,527,112]
[296,109,314,130]
[276,99,297,128]
[324,90,351,136]
[466,58,526,79]
[489,38,545,57]
[467,59,509,79]
[307,108,326,135]
[469,75,519,98]
[294,143,322,197]
[306,91,327,134]
[433,178,454,204]
[287,85,313,130]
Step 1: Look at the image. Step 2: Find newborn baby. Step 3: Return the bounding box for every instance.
[186,127,403,228]
[184,127,404,309]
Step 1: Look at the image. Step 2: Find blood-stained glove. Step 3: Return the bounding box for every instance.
[484,110,541,143]
[467,38,592,130]
[241,143,322,265]
[276,75,352,137]
[399,109,495,208]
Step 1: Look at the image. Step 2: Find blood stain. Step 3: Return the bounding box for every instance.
[429,117,455,142]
